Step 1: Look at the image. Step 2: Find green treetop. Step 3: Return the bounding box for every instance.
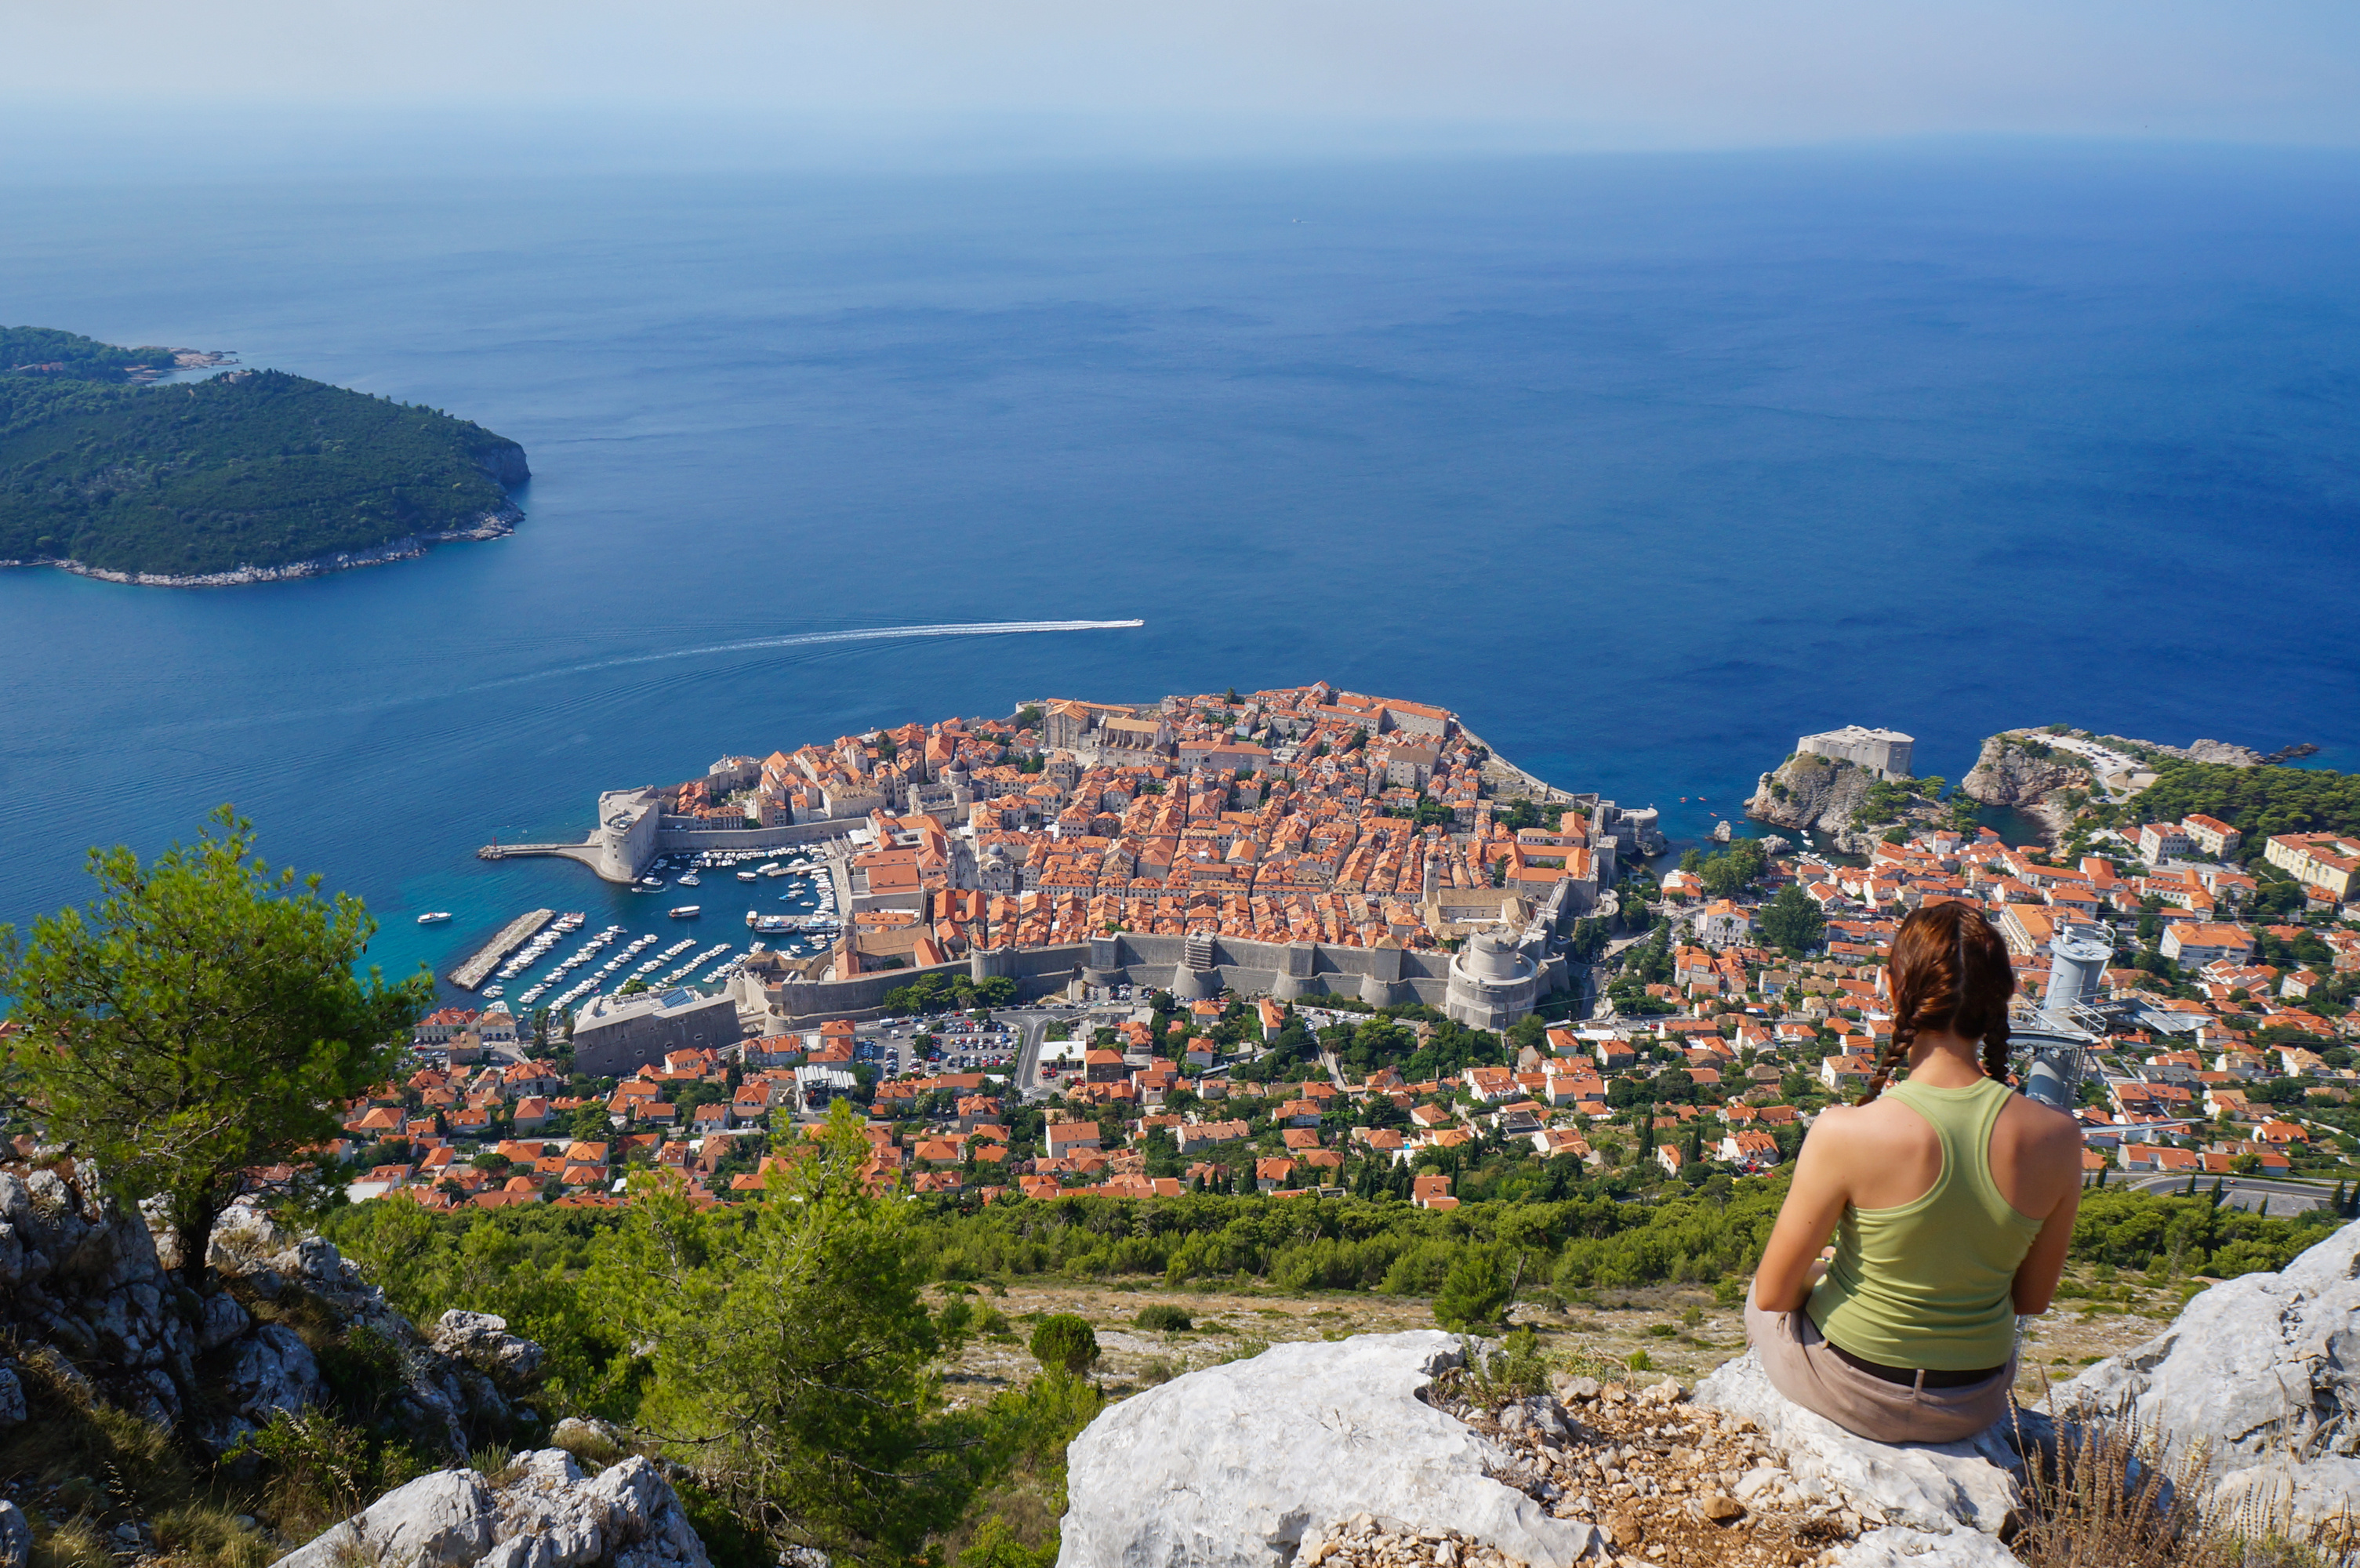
[0,805,430,1282]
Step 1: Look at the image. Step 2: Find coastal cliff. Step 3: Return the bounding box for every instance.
[1745,753,1876,851]
[1956,732,2091,808]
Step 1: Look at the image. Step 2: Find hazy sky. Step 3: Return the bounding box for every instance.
[10,0,2360,154]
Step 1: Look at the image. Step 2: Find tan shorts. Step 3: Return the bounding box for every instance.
[1743,1285,2017,1446]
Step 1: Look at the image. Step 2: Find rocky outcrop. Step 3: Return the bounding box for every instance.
[205,1203,536,1457]
[1057,1332,1598,1568]
[1694,1354,2028,1567]
[270,1453,710,1568]
[0,1501,28,1568]
[1956,733,2090,808]
[1746,753,1876,852]
[1,1163,201,1428]
[474,440,532,489]
[2054,1214,2360,1537]
[432,1311,548,1392]
[0,1157,541,1461]
[2091,734,2266,768]
[274,1470,497,1568]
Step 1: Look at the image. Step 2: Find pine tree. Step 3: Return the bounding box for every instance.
[0,807,430,1284]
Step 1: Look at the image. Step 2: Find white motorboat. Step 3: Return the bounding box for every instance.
[739,871,759,882]
[670,906,703,919]
[416,912,452,924]
[677,873,701,887]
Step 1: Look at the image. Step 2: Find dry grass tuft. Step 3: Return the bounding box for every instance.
[32,1517,115,1568]
[2012,1410,2357,1568]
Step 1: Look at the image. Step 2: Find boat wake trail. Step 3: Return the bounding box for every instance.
[554,619,1146,679]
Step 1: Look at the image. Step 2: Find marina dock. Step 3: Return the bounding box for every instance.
[450,908,554,990]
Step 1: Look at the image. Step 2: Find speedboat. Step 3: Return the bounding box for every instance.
[738,871,760,882]
[670,906,701,919]
[416,912,452,924]
[677,873,701,887]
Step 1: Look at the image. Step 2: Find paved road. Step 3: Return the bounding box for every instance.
[1013,1013,1055,1098]
[2127,1172,2339,1214]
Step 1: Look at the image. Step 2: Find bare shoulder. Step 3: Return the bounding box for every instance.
[1803,1102,1867,1147]
[1999,1088,2083,1147]
[1810,1097,1929,1156]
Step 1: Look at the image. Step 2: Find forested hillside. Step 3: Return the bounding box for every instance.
[2133,757,2360,849]
[1,326,528,577]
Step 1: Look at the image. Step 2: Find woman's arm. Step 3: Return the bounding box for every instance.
[2011,1121,2086,1315]
[1751,1112,1854,1312]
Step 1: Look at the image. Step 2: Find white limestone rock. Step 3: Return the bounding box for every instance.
[495,1454,712,1568]
[2054,1215,2360,1535]
[1055,1330,1597,1568]
[0,1500,28,1568]
[197,1290,253,1352]
[272,1468,499,1568]
[223,1324,328,1418]
[433,1311,548,1389]
[1828,1525,2019,1567]
[1692,1352,2028,1541]
[270,1455,710,1568]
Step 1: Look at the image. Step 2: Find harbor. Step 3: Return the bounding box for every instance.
[435,845,842,1011]
[447,907,554,990]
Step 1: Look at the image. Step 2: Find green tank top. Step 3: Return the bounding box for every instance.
[1807,1076,2048,1371]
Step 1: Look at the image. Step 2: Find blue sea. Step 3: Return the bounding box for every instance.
[4,145,2357,994]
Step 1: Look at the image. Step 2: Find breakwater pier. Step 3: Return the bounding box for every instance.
[450,907,554,989]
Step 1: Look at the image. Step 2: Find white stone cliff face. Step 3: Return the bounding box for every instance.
[1055,1332,1598,1568]
[2054,1214,2360,1537]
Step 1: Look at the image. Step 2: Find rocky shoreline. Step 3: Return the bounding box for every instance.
[0,506,521,588]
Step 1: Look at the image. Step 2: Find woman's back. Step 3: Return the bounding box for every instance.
[1810,1076,2050,1370]
[1745,900,2085,1443]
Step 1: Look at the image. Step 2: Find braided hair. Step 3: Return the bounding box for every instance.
[1856,901,2016,1106]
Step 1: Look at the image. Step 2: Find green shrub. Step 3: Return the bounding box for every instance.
[1432,1249,1512,1330]
[1133,1305,1193,1334]
[1029,1315,1100,1375]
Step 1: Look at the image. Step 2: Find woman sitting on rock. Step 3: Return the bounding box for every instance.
[1747,899,2083,1443]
